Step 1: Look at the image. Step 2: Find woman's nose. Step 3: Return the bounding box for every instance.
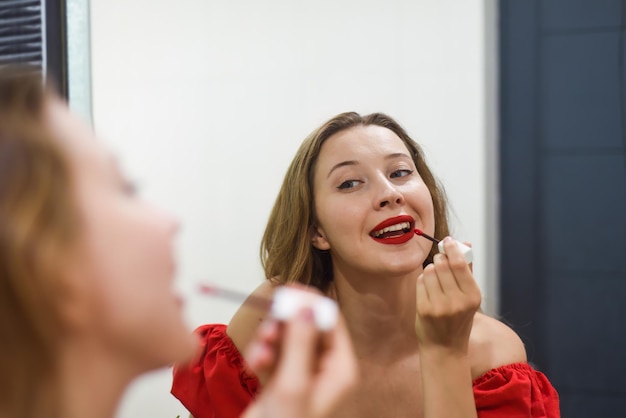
[376,178,404,208]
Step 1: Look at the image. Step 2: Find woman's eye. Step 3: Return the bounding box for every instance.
[337,180,361,190]
[390,169,413,179]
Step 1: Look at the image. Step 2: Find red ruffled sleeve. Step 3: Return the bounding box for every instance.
[473,362,560,417]
[171,324,258,418]
[172,326,559,418]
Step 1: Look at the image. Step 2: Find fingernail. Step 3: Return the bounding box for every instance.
[444,236,453,243]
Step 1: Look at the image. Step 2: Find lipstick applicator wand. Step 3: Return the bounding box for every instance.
[197,283,339,331]
[197,283,272,311]
[414,228,440,244]
[413,228,474,264]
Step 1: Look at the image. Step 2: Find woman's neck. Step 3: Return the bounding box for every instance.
[57,338,137,418]
[331,268,421,360]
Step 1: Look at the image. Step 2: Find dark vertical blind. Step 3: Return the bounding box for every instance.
[0,0,67,96]
[500,0,626,415]
[0,0,44,68]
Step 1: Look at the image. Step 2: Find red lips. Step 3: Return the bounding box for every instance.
[369,214,415,245]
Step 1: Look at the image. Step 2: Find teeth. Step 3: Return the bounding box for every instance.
[373,222,411,237]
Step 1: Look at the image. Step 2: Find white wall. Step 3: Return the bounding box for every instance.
[88,1,497,416]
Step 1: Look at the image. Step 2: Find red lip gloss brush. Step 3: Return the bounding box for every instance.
[197,283,272,311]
[414,229,473,264]
[414,228,440,244]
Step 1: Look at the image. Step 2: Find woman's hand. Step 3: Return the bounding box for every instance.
[242,289,357,418]
[414,238,481,418]
[415,237,482,355]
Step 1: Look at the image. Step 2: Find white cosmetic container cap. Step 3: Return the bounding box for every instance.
[271,287,339,331]
[438,239,474,264]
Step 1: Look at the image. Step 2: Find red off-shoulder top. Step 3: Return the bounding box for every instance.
[171,324,560,418]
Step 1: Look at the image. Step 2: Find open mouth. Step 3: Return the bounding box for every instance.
[369,215,415,244]
[371,221,413,239]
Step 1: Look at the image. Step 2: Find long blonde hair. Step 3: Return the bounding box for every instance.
[261,112,449,291]
[0,67,79,418]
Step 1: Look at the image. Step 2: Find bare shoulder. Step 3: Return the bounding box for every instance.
[226,280,278,353]
[468,312,527,380]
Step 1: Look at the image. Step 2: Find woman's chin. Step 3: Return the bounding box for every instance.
[376,257,424,276]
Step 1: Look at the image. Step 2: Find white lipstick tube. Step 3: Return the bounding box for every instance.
[271,287,339,331]
[438,239,474,264]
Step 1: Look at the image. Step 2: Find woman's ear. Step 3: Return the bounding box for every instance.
[309,225,331,251]
[54,256,97,333]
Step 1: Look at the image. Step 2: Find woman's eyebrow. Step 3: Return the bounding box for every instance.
[385,152,411,160]
[327,160,358,178]
[327,153,411,178]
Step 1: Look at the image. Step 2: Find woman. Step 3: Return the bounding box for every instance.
[0,68,356,418]
[172,112,560,417]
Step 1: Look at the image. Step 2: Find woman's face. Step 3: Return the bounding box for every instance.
[47,100,196,370]
[311,125,435,280]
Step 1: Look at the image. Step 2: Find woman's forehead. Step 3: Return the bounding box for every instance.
[319,125,410,163]
[45,99,112,173]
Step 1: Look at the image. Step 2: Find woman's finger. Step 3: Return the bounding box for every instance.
[273,307,318,392]
[311,315,357,417]
[441,237,474,294]
[461,241,474,273]
[422,263,445,304]
[245,319,281,385]
[416,273,430,308]
[432,253,461,296]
